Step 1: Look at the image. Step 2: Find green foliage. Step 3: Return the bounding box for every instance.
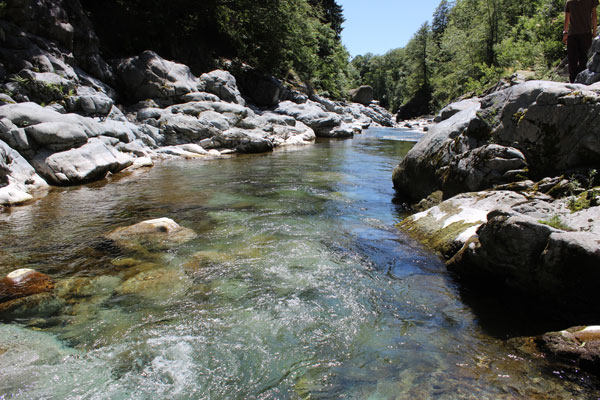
[81,0,350,98]
[538,215,574,231]
[349,0,567,112]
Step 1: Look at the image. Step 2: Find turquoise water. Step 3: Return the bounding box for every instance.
[0,128,597,399]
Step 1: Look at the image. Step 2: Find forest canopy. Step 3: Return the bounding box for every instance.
[82,0,570,109]
[349,0,568,113]
[81,0,350,98]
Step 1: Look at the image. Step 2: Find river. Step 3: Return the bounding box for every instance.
[0,128,597,399]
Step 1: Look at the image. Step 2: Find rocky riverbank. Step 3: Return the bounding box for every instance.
[393,78,600,375]
[0,0,395,208]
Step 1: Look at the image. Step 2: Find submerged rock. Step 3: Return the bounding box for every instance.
[106,217,197,250]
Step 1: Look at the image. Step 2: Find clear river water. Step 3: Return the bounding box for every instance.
[0,128,598,399]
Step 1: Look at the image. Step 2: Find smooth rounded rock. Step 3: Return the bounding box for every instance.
[0,268,54,302]
[106,217,197,250]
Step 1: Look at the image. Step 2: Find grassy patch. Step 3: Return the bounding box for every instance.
[538,215,574,231]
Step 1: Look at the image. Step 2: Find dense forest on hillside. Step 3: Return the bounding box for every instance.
[80,0,351,98]
[80,0,570,111]
[350,0,567,113]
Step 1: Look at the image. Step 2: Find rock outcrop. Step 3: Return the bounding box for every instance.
[393,80,600,202]
[394,80,600,315]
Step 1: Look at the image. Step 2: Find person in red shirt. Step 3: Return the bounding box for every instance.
[564,0,599,83]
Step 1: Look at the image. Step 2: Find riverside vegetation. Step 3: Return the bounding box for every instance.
[2,0,600,397]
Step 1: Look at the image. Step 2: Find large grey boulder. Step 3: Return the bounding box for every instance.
[65,85,114,116]
[31,137,133,185]
[348,85,374,105]
[24,122,88,151]
[0,139,48,206]
[213,128,274,153]
[232,67,285,107]
[448,208,600,307]
[114,50,198,103]
[274,100,342,136]
[0,102,103,138]
[434,97,480,122]
[199,70,245,106]
[393,81,600,202]
[576,38,600,84]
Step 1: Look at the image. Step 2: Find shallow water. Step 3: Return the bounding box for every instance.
[1,128,598,399]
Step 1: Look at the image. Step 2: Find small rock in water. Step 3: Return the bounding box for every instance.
[0,269,54,302]
[106,217,197,250]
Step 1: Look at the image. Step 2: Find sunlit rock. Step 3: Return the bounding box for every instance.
[106,217,197,250]
[537,326,600,376]
[0,268,54,302]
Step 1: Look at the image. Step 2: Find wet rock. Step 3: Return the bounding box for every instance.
[117,267,190,300]
[106,217,197,250]
[0,268,54,302]
[327,123,356,138]
[0,292,63,321]
[537,326,600,376]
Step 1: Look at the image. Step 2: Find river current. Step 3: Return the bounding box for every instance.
[0,128,597,399]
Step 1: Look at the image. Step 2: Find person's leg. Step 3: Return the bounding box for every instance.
[568,35,580,83]
[577,34,593,74]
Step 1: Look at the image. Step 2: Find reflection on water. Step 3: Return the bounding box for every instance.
[0,128,597,399]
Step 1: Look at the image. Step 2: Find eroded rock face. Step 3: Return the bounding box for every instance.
[393,81,600,202]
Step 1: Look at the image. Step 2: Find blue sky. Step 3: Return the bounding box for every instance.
[338,0,443,57]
